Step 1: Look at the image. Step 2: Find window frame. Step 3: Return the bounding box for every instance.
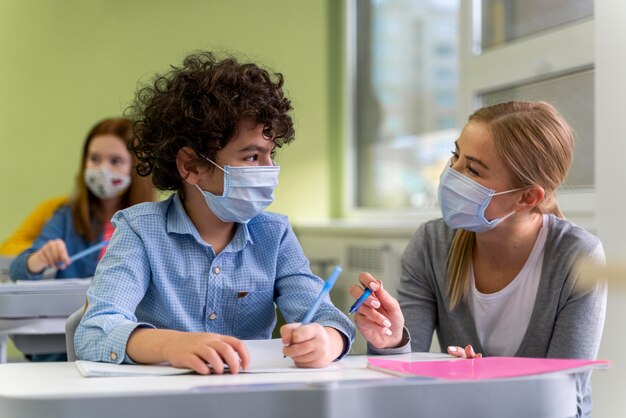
[459,1,595,224]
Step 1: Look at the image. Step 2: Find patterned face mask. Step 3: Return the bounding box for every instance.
[84,168,131,200]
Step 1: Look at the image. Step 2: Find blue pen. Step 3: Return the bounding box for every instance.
[301,266,343,324]
[349,288,372,314]
[57,240,110,267]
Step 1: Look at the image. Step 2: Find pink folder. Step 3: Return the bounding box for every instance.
[367,357,610,381]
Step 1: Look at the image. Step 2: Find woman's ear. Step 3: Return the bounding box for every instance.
[176,147,201,185]
[518,185,545,210]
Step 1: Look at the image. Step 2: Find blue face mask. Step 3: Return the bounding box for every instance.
[195,156,280,224]
[438,164,523,233]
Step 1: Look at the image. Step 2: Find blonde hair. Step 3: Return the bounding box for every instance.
[446,101,574,309]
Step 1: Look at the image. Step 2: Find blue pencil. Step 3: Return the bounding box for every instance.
[69,240,110,264]
[301,266,343,324]
[349,288,373,314]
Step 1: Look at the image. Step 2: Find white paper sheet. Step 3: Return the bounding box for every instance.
[75,338,338,377]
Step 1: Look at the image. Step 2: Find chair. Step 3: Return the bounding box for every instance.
[64,306,85,361]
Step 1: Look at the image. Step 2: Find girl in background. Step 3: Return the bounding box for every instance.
[10,117,155,280]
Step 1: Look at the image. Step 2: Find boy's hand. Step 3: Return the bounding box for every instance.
[128,329,250,375]
[280,323,344,368]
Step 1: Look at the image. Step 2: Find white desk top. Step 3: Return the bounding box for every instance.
[0,279,90,358]
[0,279,89,318]
[0,354,577,418]
[0,355,389,398]
[0,278,91,294]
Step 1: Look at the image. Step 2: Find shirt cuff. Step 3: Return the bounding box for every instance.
[335,331,352,361]
[367,327,411,355]
[101,321,155,364]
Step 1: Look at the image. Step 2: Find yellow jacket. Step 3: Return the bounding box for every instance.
[0,196,69,256]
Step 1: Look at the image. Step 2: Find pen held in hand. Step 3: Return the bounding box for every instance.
[284,266,343,358]
[57,240,110,268]
[301,265,343,325]
[348,288,373,314]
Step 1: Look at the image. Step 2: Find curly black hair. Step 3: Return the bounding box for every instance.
[126,51,295,191]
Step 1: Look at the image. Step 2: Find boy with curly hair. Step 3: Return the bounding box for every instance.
[75,52,355,373]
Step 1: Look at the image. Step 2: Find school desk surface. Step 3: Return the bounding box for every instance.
[0,354,577,418]
[0,279,90,362]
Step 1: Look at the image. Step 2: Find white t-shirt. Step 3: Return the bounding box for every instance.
[468,214,549,356]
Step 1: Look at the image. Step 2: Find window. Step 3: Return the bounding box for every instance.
[346,0,595,216]
[348,0,594,217]
[462,0,594,215]
[477,0,593,51]
[348,0,461,212]
[479,69,594,189]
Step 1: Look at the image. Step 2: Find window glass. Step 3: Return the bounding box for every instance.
[354,0,460,210]
[479,0,593,51]
[479,69,594,189]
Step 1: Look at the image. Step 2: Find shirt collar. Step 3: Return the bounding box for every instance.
[166,192,253,251]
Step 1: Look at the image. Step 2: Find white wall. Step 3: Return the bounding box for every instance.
[591,1,626,416]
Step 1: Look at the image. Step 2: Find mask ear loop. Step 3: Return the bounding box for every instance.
[492,186,527,196]
[198,152,230,174]
[477,186,524,224]
[488,186,529,224]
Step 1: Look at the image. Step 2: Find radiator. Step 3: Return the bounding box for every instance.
[294,224,413,354]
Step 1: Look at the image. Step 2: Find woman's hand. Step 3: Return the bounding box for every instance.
[280,323,344,368]
[349,272,405,349]
[447,344,483,359]
[127,329,250,375]
[27,239,71,273]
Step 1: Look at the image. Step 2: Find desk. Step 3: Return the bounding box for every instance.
[0,354,577,418]
[0,279,89,362]
[0,256,12,281]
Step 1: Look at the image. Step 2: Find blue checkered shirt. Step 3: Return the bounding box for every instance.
[75,193,355,363]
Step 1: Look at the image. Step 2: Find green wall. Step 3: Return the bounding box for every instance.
[0,0,345,240]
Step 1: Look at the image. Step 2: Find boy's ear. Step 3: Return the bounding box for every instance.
[176,147,201,184]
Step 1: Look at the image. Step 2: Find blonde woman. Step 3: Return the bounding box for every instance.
[350,101,606,418]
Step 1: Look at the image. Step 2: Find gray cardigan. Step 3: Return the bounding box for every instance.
[371,215,607,418]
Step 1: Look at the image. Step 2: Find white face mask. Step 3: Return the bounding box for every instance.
[438,164,523,233]
[195,155,280,224]
[84,168,131,200]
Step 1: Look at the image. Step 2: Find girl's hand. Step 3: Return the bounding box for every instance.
[27,239,71,273]
[348,272,405,349]
[280,323,344,368]
[447,345,483,359]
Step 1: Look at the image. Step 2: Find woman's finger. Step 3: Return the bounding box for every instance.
[447,346,466,358]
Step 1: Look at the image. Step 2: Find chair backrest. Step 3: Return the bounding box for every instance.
[65,306,85,361]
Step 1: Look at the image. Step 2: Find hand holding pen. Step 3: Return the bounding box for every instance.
[27,239,109,274]
[280,266,346,368]
[348,272,406,350]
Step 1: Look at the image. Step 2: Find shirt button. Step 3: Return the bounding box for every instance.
[110,352,118,361]
[213,266,221,275]
[209,312,218,320]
